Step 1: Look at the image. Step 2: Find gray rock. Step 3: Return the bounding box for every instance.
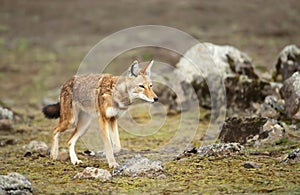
[244,161,262,169]
[0,138,18,147]
[280,148,300,163]
[156,43,258,114]
[113,154,163,177]
[73,167,111,181]
[225,76,274,111]
[0,172,33,195]
[219,117,268,144]
[178,143,244,159]
[280,72,300,121]
[23,141,49,154]
[260,120,285,144]
[273,45,300,82]
[175,42,257,81]
[258,95,285,119]
[219,117,285,145]
[83,150,96,156]
[156,174,167,179]
[196,143,244,157]
[56,149,69,161]
[0,106,13,120]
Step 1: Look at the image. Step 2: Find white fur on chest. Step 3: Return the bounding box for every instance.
[105,107,120,118]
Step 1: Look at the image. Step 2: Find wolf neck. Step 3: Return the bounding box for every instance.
[111,76,132,110]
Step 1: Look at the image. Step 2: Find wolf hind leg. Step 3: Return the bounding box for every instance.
[67,112,91,165]
[51,121,70,160]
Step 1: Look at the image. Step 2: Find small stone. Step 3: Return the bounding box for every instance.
[113,154,164,177]
[259,95,284,119]
[0,138,17,147]
[57,149,69,161]
[261,120,285,143]
[24,151,32,157]
[74,167,111,181]
[23,141,48,154]
[244,161,263,169]
[0,172,33,194]
[178,143,244,159]
[83,150,95,156]
[0,106,14,120]
[0,119,13,131]
[157,174,167,179]
[280,148,300,163]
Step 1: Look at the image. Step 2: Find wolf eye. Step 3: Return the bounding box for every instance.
[139,85,145,89]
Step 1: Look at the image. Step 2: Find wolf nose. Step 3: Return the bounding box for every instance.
[153,97,158,102]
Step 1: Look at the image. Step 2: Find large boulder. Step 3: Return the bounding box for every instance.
[218,117,285,145]
[156,43,271,115]
[273,45,300,82]
[280,72,300,121]
[175,42,258,81]
[175,43,258,112]
[0,173,33,195]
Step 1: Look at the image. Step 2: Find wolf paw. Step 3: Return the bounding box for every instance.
[50,153,58,160]
[109,162,119,169]
[71,159,83,165]
[113,146,122,153]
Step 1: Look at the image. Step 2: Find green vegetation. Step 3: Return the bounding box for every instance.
[1,108,300,194]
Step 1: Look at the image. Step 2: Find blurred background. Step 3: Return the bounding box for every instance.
[1,0,300,109]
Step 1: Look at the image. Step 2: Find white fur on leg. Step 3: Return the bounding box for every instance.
[102,122,119,168]
[69,139,82,165]
[110,120,121,153]
[68,113,91,165]
[50,132,60,160]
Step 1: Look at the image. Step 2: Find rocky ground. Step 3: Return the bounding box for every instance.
[1,1,300,194]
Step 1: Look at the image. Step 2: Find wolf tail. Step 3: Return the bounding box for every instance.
[42,102,60,119]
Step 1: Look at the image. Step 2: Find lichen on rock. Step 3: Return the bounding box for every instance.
[113,154,164,178]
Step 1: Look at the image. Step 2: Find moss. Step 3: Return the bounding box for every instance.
[1,110,300,194]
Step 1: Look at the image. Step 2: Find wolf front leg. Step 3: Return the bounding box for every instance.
[109,117,121,153]
[99,117,119,168]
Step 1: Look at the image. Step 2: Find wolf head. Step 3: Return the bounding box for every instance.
[127,60,158,103]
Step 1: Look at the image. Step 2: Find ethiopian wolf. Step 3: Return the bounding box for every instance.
[43,60,158,168]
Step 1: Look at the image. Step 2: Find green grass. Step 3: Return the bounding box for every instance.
[1,110,300,194]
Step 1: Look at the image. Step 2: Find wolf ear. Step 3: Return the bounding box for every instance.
[128,60,140,77]
[140,60,154,76]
